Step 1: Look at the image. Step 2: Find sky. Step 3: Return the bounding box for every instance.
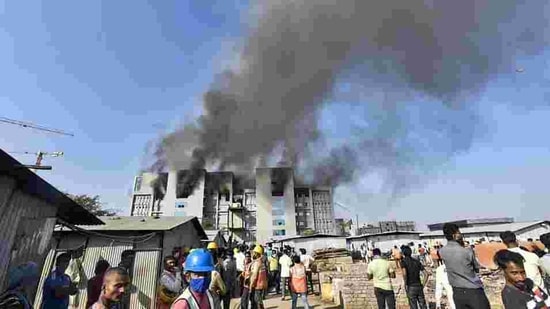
[1,0,550,230]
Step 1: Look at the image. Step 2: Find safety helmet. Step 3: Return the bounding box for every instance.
[184,249,215,273]
[183,247,190,253]
[207,242,218,250]
[253,245,264,255]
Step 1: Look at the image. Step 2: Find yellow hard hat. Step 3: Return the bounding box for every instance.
[253,245,264,255]
[207,242,218,250]
[183,247,190,253]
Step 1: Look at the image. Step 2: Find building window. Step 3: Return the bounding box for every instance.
[134,177,143,192]
[273,229,286,236]
[273,219,285,226]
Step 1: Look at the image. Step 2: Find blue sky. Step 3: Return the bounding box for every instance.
[1,1,549,229]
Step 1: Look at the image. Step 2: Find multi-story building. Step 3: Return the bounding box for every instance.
[357,221,417,235]
[129,167,336,243]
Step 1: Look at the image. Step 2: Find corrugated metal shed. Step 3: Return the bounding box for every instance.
[33,241,137,308]
[419,220,549,237]
[0,149,102,225]
[130,250,161,308]
[74,216,205,235]
[346,231,423,240]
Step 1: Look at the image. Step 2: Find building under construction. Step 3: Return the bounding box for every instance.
[129,167,336,243]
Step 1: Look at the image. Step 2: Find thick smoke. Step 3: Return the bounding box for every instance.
[152,0,550,191]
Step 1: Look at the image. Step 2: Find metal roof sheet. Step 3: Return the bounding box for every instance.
[346,230,423,240]
[75,216,196,231]
[0,149,102,225]
[420,220,548,237]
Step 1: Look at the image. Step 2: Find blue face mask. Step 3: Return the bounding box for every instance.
[189,277,211,294]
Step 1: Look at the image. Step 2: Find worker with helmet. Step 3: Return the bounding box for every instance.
[248,245,267,309]
[171,249,221,309]
[206,242,226,301]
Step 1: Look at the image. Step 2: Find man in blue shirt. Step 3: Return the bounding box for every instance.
[42,252,78,308]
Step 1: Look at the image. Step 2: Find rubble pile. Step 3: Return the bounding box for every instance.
[313,248,352,272]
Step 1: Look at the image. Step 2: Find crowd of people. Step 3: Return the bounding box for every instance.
[0,241,315,309]
[362,224,550,309]
[2,226,550,309]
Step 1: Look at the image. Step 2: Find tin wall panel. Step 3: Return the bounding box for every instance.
[130,250,161,309]
[74,242,132,309]
[33,249,60,308]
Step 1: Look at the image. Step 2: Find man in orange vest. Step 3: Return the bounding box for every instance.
[289,255,311,309]
[249,245,267,309]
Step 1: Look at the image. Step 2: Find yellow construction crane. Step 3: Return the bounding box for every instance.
[8,151,64,171]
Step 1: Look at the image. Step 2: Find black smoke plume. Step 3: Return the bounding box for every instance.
[151,0,549,192]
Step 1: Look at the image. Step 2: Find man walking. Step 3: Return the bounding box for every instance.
[439,223,490,309]
[401,246,428,309]
[367,248,396,309]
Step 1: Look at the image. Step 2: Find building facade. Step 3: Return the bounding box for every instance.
[129,167,336,243]
[357,221,416,235]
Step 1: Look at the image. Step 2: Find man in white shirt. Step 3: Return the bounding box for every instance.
[279,249,293,300]
[299,248,315,294]
[500,231,545,290]
[435,261,455,309]
[235,246,246,296]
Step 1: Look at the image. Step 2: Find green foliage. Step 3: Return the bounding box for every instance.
[67,194,117,216]
[302,228,315,236]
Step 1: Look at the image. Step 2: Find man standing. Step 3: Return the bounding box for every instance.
[367,248,396,309]
[279,249,293,301]
[299,249,315,294]
[268,251,280,294]
[240,252,252,309]
[500,231,546,290]
[494,249,550,308]
[86,260,111,308]
[172,249,221,309]
[222,249,237,309]
[439,223,490,309]
[117,250,135,309]
[235,246,246,296]
[289,255,311,309]
[90,267,131,309]
[391,246,402,269]
[539,232,550,278]
[41,253,78,309]
[157,256,183,309]
[435,256,455,309]
[249,245,268,309]
[401,246,428,309]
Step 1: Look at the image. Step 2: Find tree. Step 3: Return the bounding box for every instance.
[302,228,315,236]
[67,194,117,216]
